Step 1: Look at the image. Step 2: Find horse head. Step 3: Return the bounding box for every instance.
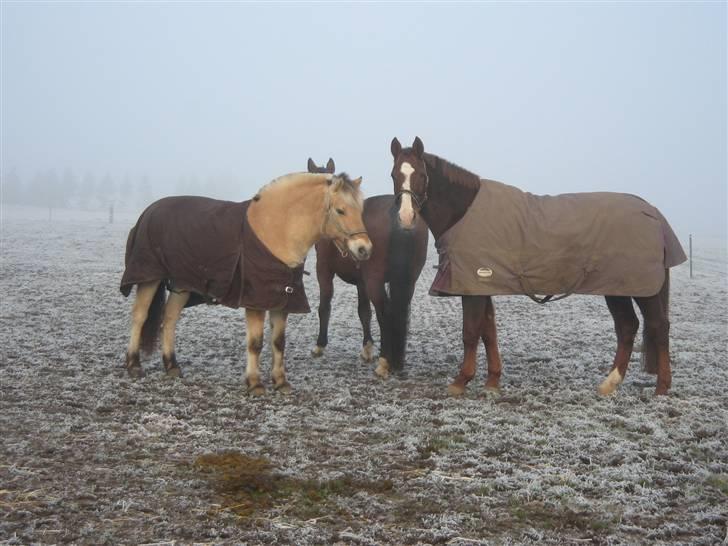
[323,173,372,261]
[390,136,428,230]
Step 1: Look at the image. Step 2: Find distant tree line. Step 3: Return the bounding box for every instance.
[1,168,240,212]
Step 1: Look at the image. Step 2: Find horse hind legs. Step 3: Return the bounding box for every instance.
[634,292,672,396]
[125,280,162,379]
[160,290,189,378]
[598,296,639,396]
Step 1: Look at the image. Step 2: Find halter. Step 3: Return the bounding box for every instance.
[395,163,429,212]
[396,187,427,211]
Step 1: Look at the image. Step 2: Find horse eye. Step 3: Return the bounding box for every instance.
[336,208,345,216]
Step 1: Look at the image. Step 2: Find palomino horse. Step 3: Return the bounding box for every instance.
[120,172,372,394]
[307,158,428,377]
[389,136,686,396]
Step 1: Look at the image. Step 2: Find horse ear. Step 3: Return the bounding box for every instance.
[390,137,402,159]
[413,136,424,158]
[351,176,362,189]
[307,158,317,173]
[326,158,335,173]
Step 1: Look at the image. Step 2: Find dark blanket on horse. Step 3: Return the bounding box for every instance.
[120,196,309,313]
[431,179,686,299]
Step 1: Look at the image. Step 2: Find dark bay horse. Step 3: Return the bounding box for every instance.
[389,137,686,396]
[307,158,429,377]
[120,172,372,394]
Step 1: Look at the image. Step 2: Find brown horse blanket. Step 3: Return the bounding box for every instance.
[120,196,309,313]
[431,179,686,298]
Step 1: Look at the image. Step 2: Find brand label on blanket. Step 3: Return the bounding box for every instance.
[476,267,493,279]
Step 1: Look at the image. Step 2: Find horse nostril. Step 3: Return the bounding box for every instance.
[358,246,368,258]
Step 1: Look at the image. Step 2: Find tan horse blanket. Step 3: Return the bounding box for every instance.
[120,196,309,313]
[431,179,686,299]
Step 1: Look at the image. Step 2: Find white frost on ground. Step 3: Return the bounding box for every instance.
[0,205,726,545]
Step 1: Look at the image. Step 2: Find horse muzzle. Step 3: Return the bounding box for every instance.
[347,236,373,261]
[397,209,417,230]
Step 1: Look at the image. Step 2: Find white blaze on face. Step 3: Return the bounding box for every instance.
[399,162,416,227]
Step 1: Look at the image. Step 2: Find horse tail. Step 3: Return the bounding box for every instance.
[641,268,670,375]
[386,218,416,371]
[140,282,166,355]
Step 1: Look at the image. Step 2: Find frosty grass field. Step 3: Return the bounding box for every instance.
[1,205,727,545]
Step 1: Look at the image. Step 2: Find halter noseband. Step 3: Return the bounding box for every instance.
[396,187,427,211]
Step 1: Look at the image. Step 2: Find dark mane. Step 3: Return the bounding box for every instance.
[423,153,481,189]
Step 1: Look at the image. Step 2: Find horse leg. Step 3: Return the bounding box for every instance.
[270,310,292,394]
[368,281,390,379]
[598,296,639,395]
[357,282,375,362]
[634,291,672,395]
[312,265,334,357]
[160,290,190,378]
[482,296,503,391]
[125,280,162,378]
[245,308,266,395]
[448,295,487,396]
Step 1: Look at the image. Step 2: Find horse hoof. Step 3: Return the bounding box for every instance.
[311,346,325,358]
[447,383,466,396]
[597,369,623,396]
[360,342,375,363]
[597,384,615,396]
[484,384,500,394]
[274,382,293,395]
[654,387,669,396]
[247,384,266,396]
[127,366,145,379]
[374,357,389,379]
[166,367,183,379]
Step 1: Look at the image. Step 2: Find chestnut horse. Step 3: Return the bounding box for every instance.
[120,171,372,394]
[307,158,428,377]
[390,136,685,396]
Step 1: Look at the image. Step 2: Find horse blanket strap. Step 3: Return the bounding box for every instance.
[517,268,590,304]
[430,179,686,299]
[120,196,310,313]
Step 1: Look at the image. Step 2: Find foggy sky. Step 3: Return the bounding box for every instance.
[2,2,726,238]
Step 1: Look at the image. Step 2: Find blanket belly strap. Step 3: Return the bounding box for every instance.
[517,266,591,304]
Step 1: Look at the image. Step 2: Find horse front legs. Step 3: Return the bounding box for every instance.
[244,308,292,396]
[356,282,375,362]
[312,266,334,357]
[448,295,502,396]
